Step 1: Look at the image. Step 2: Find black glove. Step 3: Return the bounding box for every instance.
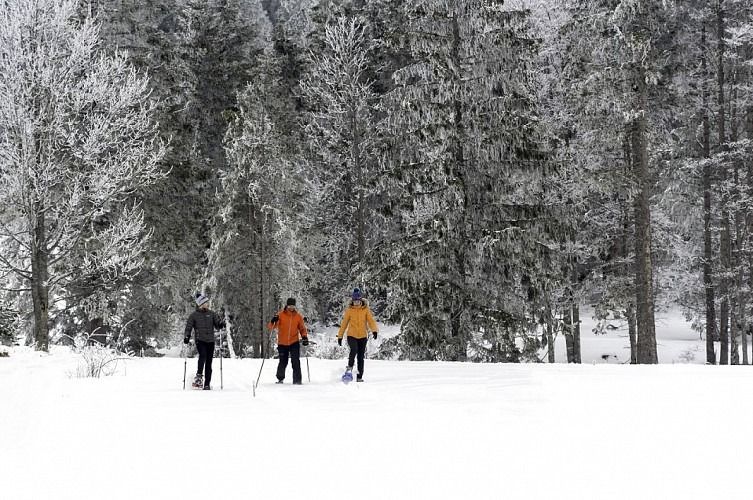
[302,337,309,346]
[270,315,279,324]
[372,332,378,340]
[337,338,342,346]
[183,337,190,345]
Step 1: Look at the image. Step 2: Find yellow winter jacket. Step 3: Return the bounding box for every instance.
[337,302,378,340]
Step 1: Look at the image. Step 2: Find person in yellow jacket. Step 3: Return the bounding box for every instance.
[337,288,378,382]
[268,297,309,384]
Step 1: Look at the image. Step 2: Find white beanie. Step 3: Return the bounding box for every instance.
[195,293,209,307]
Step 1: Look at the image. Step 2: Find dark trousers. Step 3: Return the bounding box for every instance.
[276,342,301,383]
[196,340,214,386]
[347,337,368,376]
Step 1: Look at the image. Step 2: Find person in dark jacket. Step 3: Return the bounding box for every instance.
[184,293,225,390]
[267,297,309,384]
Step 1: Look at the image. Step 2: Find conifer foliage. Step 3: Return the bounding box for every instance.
[376,0,553,361]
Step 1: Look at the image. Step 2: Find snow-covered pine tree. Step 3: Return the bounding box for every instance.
[551,3,641,362]
[87,0,214,351]
[648,0,753,365]
[378,0,556,361]
[556,0,680,364]
[0,0,166,350]
[219,49,309,356]
[299,14,382,315]
[91,0,272,351]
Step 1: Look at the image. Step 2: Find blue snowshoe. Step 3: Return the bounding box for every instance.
[341,367,353,384]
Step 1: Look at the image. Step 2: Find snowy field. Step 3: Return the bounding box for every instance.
[2,309,753,500]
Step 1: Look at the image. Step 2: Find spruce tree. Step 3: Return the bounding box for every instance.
[379,0,554,361]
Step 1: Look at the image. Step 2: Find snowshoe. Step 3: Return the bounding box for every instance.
[356,375,364,383]
[341,367,353,384]
[192,375,203,389]
[202,385,211,391]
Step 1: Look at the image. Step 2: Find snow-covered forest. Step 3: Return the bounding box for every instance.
[2,0,753,366]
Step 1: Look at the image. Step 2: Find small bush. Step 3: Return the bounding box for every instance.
[70,333,131,378]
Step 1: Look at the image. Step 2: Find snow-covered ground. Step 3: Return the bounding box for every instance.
[558,307,715,364]
[2,310,752,500]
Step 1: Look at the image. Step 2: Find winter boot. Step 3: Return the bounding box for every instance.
[356,374,364,382]
[203,385,211,390]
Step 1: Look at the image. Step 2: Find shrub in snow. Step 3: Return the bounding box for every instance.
[310,341,347,361]
[677,346,700,364]
[70,333,132,378]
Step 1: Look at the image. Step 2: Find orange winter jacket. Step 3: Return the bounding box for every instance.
[268,309,308,346]
[337,302,378,340]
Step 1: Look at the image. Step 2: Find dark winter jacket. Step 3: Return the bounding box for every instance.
[184,308,225,343]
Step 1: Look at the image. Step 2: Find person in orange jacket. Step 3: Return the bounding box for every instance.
[268,297,309,384]
[337,288,378,382]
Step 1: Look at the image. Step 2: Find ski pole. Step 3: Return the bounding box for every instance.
[254,325,275,397]
[304,341,316,383]
[182,344,187,390]
[253,356,265,397]
[219,329,224,390]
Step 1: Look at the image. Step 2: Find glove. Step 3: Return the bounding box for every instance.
[372,332,378,340]
[270,315,279,324]
[302,337,309,346]
[337,338,342,347]
[183,337,190,345]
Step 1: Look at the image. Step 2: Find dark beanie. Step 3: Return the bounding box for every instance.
[286,297,296,306]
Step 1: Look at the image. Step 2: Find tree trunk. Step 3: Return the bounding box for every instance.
[257,207,266,359]
[564,307,575,363]
[730,299,739,365]
[31,211,50,351]
[546,317,555,363]
[717,0,730,364]
[632,65,657,364]
[744,94,753,365]
[572,303,581,364]
[731,74,740,366]
[449,14,468,362]
[627,303,637,364]
[223,310,237,359]
[701,25,717,364]
[352,111,366,264]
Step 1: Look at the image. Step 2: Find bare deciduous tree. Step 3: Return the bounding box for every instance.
[0,0,166,350]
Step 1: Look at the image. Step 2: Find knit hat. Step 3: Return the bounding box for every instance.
[286,297,296,306]
[195,293,209,307]
[352,288,362,301]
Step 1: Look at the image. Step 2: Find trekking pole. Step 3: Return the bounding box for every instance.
[182,344,187,390]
